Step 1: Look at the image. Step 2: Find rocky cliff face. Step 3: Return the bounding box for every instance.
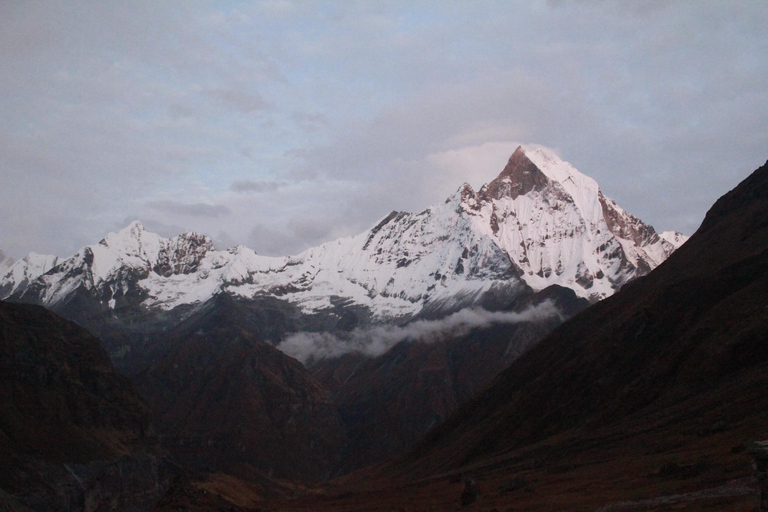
[0,301,167,511]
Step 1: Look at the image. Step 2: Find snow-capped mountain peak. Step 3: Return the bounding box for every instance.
[84,221,217,283]
[478,145,602,223]
[457,145,687,298]
[522,145,604,222]
[91,221,164,283]
[0,252,60,299]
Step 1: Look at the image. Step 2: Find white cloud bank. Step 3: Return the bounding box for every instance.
[277,302,561,364]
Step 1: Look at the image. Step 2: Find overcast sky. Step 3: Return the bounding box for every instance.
[1,1,766,260]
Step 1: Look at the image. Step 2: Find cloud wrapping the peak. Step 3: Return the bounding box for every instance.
[278,302,562,364]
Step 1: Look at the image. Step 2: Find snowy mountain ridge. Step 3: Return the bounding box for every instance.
[2,145,687,323]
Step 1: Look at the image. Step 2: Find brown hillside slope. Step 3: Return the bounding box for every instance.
[0,301,166,511]
[134,293,347,485]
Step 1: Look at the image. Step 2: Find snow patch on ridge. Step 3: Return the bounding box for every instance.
[660,230,689,247]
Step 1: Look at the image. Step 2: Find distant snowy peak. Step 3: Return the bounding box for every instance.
[8,222,219,308]
[0,252,60,299]
[90,221,215,283]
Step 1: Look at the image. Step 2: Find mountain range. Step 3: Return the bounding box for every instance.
[1,145,684,318]
[0,144,696,507]
[1,146,685,358]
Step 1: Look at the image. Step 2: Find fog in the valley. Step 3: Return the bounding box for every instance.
[278,302,561,364]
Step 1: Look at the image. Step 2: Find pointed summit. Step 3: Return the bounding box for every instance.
[97,221,162,259]
[482,146,550,200]
[119,220,149,240]
[99,220,146,245]
[509,144,527,161]
[0,252,59,299]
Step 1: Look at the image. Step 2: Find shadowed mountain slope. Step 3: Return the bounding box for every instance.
[0,301,166,511]
[310,283,588,474]
[133,293,347,484]
[0,146,692,505]
[267,160,768,510]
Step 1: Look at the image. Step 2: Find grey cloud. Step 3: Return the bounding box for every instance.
[245,215,347,257]
[230,180,286,193]
[278,302,561,364]
[212,230,235,251]
[291,111,330,131]
[283,2,768,238]
[168,104,195,119]
[287,216,336,245]
[247,223,300,256]
[0,2,288,257]
[147,201,231,218]
[286,70,576,217]
[231,176,370,257]
[204,88,270,113]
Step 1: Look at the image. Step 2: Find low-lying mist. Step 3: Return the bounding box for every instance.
[278,301,561,364]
